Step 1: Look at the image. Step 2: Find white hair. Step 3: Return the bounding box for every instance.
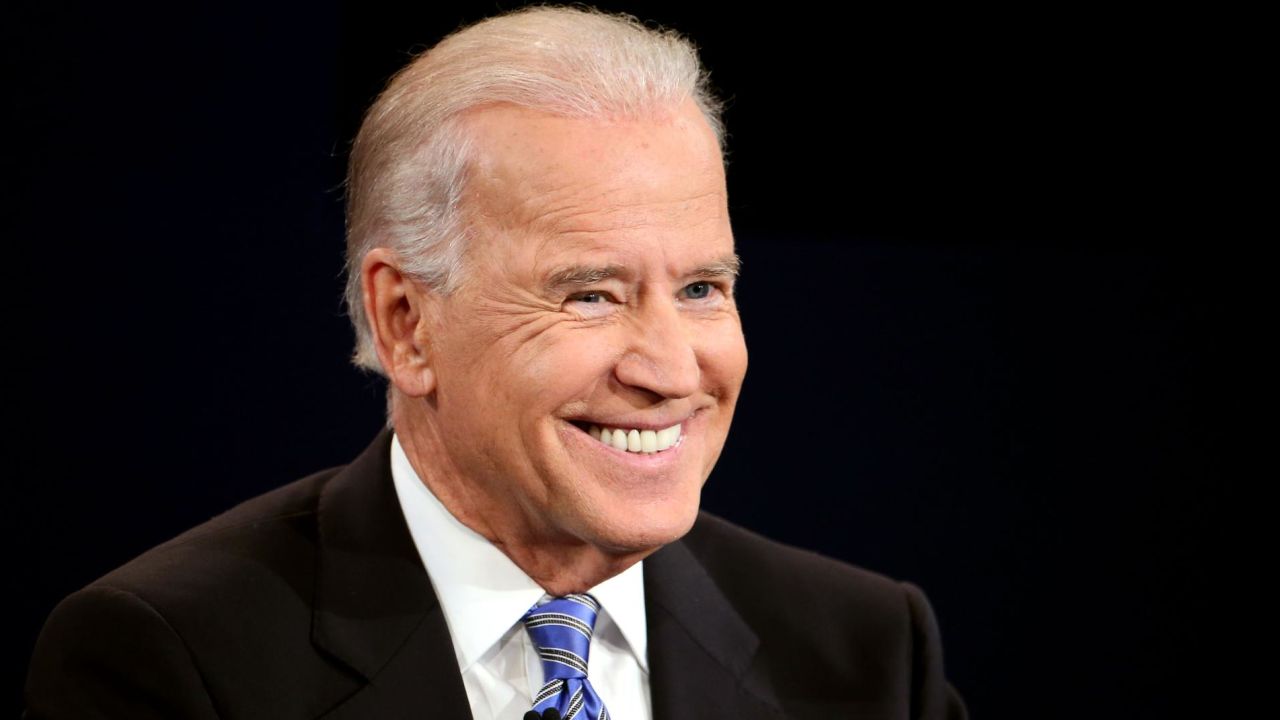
[343,4,727,375]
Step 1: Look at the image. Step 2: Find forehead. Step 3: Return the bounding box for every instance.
[458,101,731,272]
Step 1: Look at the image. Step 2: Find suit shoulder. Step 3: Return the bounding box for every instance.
[682,512,916,633]
[86,464,342,609]
[678,513,967,718]
[27,584,222,718]
[685,512,906,594]
[27,461,368,718]
[28,463,361,716]
[172,464,340,541]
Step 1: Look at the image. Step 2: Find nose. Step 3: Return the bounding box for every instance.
[613,296,701,400]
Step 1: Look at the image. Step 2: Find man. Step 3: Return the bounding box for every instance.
[26,6,966,719]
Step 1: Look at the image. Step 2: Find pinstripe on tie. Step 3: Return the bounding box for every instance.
[522,593,611,720]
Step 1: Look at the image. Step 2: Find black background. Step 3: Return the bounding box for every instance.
[10,2,1231,717]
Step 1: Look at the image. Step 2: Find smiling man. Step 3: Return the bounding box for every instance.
[26,6,965,720]
[366,99,746,596]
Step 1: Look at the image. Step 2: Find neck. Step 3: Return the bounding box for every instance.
[393,399,653,596]
[489,535,650,596]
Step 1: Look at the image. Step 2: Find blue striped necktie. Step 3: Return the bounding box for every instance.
[522,593,611,720]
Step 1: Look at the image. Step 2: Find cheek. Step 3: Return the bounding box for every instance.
[697,320,749,391]
[516,330,621,408]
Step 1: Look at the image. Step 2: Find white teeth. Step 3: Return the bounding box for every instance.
[640,430,657,453]
[585,422,683,454]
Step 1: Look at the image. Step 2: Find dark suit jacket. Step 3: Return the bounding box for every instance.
[26,429,967,719]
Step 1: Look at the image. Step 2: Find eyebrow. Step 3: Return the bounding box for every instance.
[542,264,630,295]
[541,254,742,295]
[689,254,742,281]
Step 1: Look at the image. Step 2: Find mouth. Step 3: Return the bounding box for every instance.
[566,419,684,454]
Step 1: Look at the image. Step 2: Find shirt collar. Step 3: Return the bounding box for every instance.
[586,549,649,671]
[389,433,648,672]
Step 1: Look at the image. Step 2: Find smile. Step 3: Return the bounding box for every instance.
[569,422,683,454]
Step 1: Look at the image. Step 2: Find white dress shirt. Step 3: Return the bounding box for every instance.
[390,434,652,720]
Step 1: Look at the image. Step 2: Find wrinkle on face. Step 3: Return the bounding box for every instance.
[461,102,725,235]
[394,99,746,591]
[524,189,727,236]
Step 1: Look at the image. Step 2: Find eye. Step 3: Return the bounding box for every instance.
[564,290,622,318]
[568,290,613,304]
[681,281,715,300]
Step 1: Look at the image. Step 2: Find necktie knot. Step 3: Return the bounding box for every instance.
[522,593,600,680]
[521,593,610,720]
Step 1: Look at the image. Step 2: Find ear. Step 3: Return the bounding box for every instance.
[361,247,439,397]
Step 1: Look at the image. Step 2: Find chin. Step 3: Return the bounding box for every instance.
[578,496,701,555]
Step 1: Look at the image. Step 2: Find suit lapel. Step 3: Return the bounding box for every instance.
[644,534,786,720]
[311,429,473,719]
[306,431,785,719]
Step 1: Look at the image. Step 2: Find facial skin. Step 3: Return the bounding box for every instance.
[363,99,748,594]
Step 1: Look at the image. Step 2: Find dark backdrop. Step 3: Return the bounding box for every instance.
[10,2,1228,717]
